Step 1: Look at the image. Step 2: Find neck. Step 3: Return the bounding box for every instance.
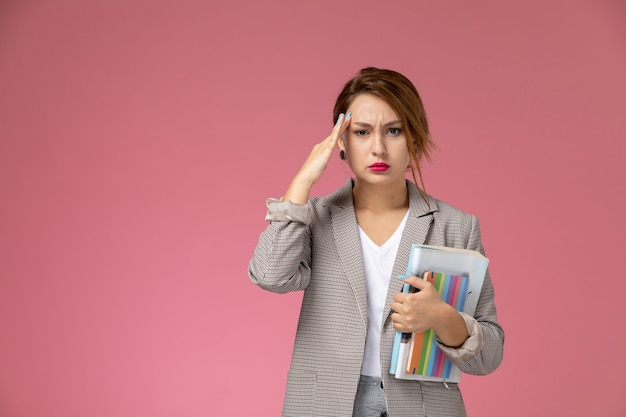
[352,179,409,213]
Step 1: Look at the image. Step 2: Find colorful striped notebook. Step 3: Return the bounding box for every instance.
[405,271,470,379]
[389,244,488,383]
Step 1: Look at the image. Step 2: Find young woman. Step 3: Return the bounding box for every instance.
[248,67,504,417]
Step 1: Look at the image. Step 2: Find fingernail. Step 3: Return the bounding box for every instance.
[336,113,344,126]
[346,111,351,120]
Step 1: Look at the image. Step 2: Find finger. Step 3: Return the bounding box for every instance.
[392,322,406,331]
[402,275,428,290]
[390,300,403,312]
[390,311,403,326]
[316,113,345,150]
[339,111,351,134]
[392,316,411,332]
[333,113,345,133]
[331,111,351,139]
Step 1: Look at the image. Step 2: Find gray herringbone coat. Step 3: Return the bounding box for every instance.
[248,179,504,417]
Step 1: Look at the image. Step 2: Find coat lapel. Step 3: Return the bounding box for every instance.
[326,180,369,330]
[383,182,438,322]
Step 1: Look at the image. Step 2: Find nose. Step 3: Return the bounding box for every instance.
[371,131,386,155]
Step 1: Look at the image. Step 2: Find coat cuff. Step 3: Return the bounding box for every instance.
[264,198,311,224]
[436,312,484,364]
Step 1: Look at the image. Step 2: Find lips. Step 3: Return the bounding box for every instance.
[369,162,390,172]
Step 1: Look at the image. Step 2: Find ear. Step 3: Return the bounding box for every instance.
[338,134,346,152]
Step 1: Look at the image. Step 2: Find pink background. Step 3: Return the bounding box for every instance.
[1,1,625,416]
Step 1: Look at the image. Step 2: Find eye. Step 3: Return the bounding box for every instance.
[388,127,402,135]
[355,130,368,136]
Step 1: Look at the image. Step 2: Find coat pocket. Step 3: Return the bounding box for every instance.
[282,371,317,416]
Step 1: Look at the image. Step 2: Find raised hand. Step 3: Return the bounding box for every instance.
[283,112,351,204]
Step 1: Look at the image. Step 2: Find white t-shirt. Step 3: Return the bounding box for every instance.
[358,210,409,377]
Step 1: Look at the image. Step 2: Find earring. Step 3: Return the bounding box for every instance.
[339,150,346,160]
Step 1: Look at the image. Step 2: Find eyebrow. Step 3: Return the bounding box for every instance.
[352,120,402,128]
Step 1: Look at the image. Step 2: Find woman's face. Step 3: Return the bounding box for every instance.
[340,94,410,186]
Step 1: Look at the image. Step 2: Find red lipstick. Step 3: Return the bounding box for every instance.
[369,162,390,172]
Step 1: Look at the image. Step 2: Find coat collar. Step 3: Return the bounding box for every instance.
[323,178,438,218]
[323,178,438,327]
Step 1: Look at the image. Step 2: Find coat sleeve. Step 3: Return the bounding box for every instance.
[436,215,505,376]
[247,198,313,294]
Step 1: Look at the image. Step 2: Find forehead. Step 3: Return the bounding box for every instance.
[348,94,399,121]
